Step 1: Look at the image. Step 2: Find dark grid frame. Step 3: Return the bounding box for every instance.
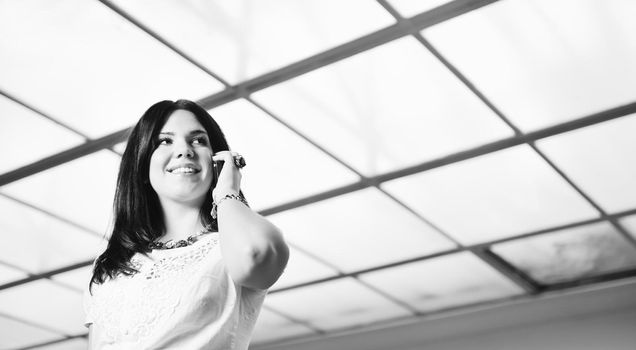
[2,0,636,348]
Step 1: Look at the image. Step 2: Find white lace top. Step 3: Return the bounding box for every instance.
[83,232,267,350]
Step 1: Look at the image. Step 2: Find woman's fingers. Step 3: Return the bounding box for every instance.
[211,150,238,163]
[212,151,245,169]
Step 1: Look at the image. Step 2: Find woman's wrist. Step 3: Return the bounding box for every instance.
[213,189,239,203]
[211,191,249,219]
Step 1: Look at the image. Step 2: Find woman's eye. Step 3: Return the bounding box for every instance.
[192,137,207,145]
[158,137,172,145]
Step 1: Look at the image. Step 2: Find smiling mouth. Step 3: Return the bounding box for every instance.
[167,167,200,174]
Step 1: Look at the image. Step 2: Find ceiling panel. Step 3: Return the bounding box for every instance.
[360,252,523,312]
[265,277,410,331]
[0,315,61,350]
[271,246,339,291]
[0,95,85,174]
[268,187,455,272]
[0,264,28,286]
[0,0,223,138]
[0,280,84,334]
[208,99,360,211]
[112,141,127,155]
[110,0,395,84]
[423,0,636,131]
[0,196,104,274]
[252,36,513,176]
[27,338,88,350]
[386,0,454,18]
[251,308,317,345]
[52,266,94,293]
[537,114,636,213]
[491,222,636,285]
[619,215,636,239]
[0,150,120,233]
[382,145,600,245]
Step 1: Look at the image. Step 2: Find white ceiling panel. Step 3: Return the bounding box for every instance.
[0,0,223,138]
[0,264,28,285]
[537,114,636,213]
[0,196,104,274]
[0,150,120,233]
[251,308,316,345]
[271,246,339,291]
[27,338,88,350]
[265,278,410,331]
[252,36,513,176]
[491,222,636,285]
[619,215,636,239]
[382,145,600,245]
[423,0,636,131]
[112,141,127,155]
[0,315,61,350]
[0,280,84,334]
[208,99,360,211]
[386,0,453,18]
[110,0,395,84]
[360,252,523,312]
[0,95,85,174]
[269,187,455,272]
[52,266,94,293]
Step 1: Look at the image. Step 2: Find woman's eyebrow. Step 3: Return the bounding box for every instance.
[159,130,208,136]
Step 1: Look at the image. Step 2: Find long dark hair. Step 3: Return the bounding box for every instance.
[90,99,230,290]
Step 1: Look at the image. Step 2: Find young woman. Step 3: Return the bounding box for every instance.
[84,99,289,349]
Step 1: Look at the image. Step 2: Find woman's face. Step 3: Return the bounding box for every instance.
[149,110,214,207]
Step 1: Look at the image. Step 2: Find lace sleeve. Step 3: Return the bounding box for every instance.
[83,280,94,328]
[83,259,99,328]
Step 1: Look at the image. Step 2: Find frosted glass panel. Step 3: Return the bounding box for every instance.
[0,151,120,233]
[361,252,523,312]
[0,280,84,334]
[383,145,600,244]
[387,0,453,18]
[538,114,636,213]
[113,141,127,155]
[269,187,455,272]
[52,266,94,292]
[251,309,316,345]
[209,99,359,211]
[491,222,636,285]
[620,215,636,240]
[0,264,27,285]
[253,36,513,176]
[0,95,84,173]
[27,338,88,350]
[271,246,338,290]
[424,0,636,131]
[0,0,223,137]
[0,196,104,274]
[0,316,61,350]
[111,0,395,83]
[265,278,410,331]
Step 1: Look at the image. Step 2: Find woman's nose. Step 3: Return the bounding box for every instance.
[177,149,194,158]
[175,142,194,158]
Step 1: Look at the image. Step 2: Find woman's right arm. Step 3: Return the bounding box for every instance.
[87,325,98,349]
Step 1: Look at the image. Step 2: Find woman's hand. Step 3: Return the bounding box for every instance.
[211,151,242,201]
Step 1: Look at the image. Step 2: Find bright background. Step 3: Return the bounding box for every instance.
[1,0,636,349]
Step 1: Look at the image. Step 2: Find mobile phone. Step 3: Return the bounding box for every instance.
[211,155,246,185]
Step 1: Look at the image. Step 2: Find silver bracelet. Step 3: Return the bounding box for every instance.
[211,193,249,219]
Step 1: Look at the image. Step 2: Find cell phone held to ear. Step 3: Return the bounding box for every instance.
[212,155,246,183]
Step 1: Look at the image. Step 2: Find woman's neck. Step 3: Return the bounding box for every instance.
[158,199,206,242]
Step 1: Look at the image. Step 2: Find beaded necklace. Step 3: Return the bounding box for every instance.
[149,229,211,250]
